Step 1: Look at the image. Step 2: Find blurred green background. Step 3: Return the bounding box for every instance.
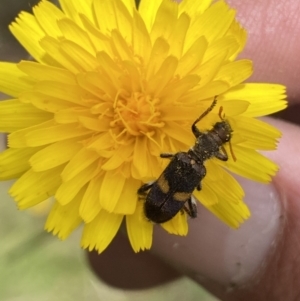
[0,0,218,300]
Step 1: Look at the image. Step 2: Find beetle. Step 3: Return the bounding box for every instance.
[138,96,234,224]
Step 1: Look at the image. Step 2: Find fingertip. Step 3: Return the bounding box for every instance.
[227,0,300,102]
[264,117,300,197]
[151,177,283,288]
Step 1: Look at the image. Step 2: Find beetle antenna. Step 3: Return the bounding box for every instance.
[229,140,236,162]
[192,96,218,128]
[219,106,225,120]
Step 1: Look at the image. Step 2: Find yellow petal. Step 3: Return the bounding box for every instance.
[167,12,190,58]
[79,14,112,54]
[61,147,99,182]
[145,37,169,80]
[194,183,217,206]
[162,121,193,146]
[18,61,77,84]
[161,211,188,236]
[219,100,249,116]
[111,30,134,62]
[132,9,151,60]
[139,0,162,32]
[207,199,250,229]
[120,0,135,15]
[57,18,96,55]
[29,139,82,171]
[203,35,240,63]
[55,162,98,206]
[78,116,111,132]
[147,56,178,96]
[176,36,207,76]
[194,51,228,89]
[33,0,65,37]
[92,0,118,32]
[0,147,40,180]
[179,0,212,16]
[150,0,178,43]
[204,160,245,203]
[45,189,83,240]
[33,80,89,106]
[215,60,253,88]
[132,136,157,179]
[224,146,278,183]
[79,176,103,223]
[126,201,153,252]
[54,108,91,124]
[19,91,73,112]
[76,71,116,99]
[121,61,142,92]
[114,177,139,214]
[0,99,52,133]
[113,0,134,44]
[96,52,123,90]
[59,0,94,25]
[223,83,287,117]
[87,132,114,153]
[159,74,200,103]
[101,143,133,170]
[60,40,100,71]
[9,166,63,209]
[25,123,91,147]
[8,120,55,148]
[81,210,123,253]
[99,171,126,212]
[39,36,80,73]
[185,1,235,52]
[0,62,34,97]
[186,80,230,101]
[232,116,281,150]
[159,103,205,121]
[9,12,47,63]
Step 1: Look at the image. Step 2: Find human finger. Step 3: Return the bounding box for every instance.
[227,0,300,102]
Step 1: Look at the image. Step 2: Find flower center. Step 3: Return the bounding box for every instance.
[111,92,164,136]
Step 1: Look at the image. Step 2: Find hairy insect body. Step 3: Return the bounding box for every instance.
[143,152,206,223]
[138,97,234,224]
[193,121,232,161]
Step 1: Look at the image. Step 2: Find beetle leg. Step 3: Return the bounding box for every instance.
[160,153,175,159]
[137,181,155,196]
[183,197,197,218]
[215,146,228,161]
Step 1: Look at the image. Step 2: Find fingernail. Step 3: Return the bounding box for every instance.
[151,176,283,287]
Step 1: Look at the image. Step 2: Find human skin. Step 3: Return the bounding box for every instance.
[88,1,300,300]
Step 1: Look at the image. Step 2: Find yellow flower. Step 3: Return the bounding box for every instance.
[0,0,286,253]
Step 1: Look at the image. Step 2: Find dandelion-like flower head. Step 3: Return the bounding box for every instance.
[0,0,286,252]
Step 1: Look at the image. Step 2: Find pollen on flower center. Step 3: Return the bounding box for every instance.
[111,92,164,136]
